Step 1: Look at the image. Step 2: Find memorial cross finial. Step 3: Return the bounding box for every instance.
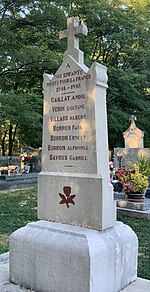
[59,17,88,63]
[129,115,137,123]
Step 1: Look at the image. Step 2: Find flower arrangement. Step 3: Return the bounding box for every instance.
[18,152,31,164]
[116,164,148,194]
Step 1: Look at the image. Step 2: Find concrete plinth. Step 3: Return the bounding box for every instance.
[117,199,150,211]
[10,221,138,292]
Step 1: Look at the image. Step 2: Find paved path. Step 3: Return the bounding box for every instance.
[0,252,150,292]
[122,278,150,292]
[0,253,34,292]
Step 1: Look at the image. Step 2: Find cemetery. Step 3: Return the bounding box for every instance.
[0,1,150,292]
[112,117,150,219]
[0,147,41,191]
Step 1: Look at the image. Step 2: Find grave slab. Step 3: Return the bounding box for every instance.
[117,207,150,219]
[117,198,150,211]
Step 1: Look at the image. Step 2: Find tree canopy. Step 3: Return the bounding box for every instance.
[0,0,150,155]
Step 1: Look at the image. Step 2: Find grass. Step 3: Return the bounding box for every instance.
[118,214,150,280]
[0,188,149,280]
[0,188,37,253]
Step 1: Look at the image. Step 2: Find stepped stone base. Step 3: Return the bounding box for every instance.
[117,199,150,211]
[117,207,150,219]
[0,173,38,191]
[10,220,138,292]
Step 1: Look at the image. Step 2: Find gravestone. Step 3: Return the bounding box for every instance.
[114,116,150,168]
[123,115,144,149]
[10,17,138,292]
[38,16,116,230]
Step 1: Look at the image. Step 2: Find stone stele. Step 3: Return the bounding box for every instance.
[38,16,116,231]
[114,115,150,168]
[123,115,144,149]
[10,17,138,292]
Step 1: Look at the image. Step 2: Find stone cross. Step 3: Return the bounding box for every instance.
[129,115,137,124]
[59,17,88,63]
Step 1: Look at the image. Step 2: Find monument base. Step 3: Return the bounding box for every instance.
[10,221,138,292]
[117,198,150,211]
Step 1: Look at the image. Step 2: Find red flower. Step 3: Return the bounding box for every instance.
[59,186,76,208]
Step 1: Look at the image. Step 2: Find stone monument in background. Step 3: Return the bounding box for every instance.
[9,17,138,292]
[114,115,150,169]
[123,115,144,148]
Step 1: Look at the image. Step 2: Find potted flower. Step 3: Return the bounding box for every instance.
[115,164,148,202]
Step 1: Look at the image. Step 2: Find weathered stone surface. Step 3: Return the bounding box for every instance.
[117,207,150,219]
[38,172,115,230]
[117,199,150,211]
[123,115,144,149]
[1,253,149,292]
[39,17,116,230]
[10,221,138,292]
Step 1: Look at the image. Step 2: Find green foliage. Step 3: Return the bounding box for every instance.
[130,164,148,193]
[70,0,150,148]
[138,155,150,177]
[0,0,66,154]
[118,214,150,280]
[0,0,150,151]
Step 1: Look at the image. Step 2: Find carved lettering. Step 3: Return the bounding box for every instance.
[50,116,68,122]
[66,104,85,111]
[48,145,66,151]
[69,155,87,161]
[50,155,68,160]
[66,63,70,68]
[52,106,65,112]
[69,114,86,120]
[53,125,71,131]
[50,135,69,141]
[51,96,70,103]
[67,145,88,150]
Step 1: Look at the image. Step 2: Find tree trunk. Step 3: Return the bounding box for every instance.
[2,129,7,156]
[8,121,13,156]
[8,122,18,156]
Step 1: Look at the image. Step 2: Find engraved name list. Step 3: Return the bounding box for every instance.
[46,63,92,168]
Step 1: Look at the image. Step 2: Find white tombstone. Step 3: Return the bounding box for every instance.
[38,16,116,230]
[10,17,138,292]
[123,115,144,148]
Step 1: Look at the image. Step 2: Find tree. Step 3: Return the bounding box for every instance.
[0,0,66,155]
[66,0,150,149]
[0,0,150,154]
